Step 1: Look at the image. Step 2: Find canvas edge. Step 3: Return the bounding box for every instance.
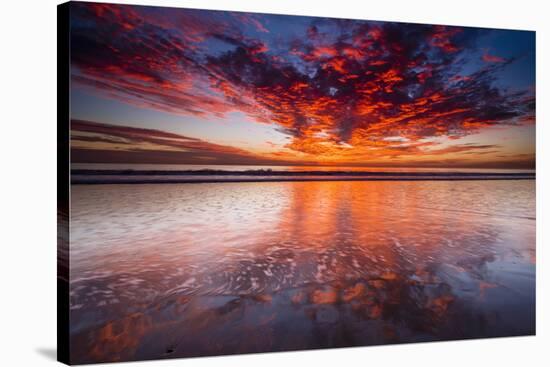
[58,1,71,365]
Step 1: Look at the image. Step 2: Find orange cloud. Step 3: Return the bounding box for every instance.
[69,3,535,168]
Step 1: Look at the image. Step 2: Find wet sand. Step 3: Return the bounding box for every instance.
[69,180,535,363]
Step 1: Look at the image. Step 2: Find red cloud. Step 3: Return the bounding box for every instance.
[69,3,535,166]
[482,50,506,63]
[429,25,461,53]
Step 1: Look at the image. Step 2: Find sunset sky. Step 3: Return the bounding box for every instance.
[69,2,535,169]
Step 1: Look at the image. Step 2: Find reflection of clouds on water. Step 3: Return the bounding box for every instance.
[72,271,522,363]
[69,180,535,363]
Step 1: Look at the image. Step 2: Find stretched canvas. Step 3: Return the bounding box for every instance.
[58,1,536,364]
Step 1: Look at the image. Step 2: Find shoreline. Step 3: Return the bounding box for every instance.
[71,169,535,185]
[71,169,535,177]
[71,176,535,185]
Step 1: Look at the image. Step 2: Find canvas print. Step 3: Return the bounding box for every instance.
[57,1,536,364]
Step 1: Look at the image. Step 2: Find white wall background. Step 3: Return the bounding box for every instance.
[0,0,547,366]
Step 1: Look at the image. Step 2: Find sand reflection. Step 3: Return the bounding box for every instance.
[70,180,535,363]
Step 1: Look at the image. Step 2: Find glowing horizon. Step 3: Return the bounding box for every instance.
[69,3,535,169]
